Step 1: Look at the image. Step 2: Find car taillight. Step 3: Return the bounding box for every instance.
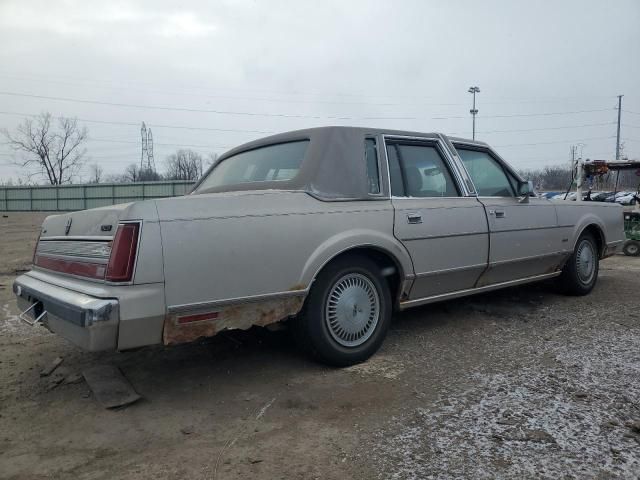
[105,223,140,282]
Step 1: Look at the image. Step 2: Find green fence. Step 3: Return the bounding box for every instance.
[0,181,196,211]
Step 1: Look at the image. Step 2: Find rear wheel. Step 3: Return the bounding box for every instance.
[557,232,599,295]
[623,240,640,257]
[293,254,392,367]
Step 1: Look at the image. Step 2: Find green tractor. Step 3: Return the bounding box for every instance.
[623,211,640,256]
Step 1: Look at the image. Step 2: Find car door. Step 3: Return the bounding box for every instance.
[385,136,490,300]
[454,144,563,286]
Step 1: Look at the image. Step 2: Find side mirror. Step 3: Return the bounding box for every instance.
[518,180,534,203]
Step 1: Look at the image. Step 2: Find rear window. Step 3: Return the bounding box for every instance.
[195,140,309,191]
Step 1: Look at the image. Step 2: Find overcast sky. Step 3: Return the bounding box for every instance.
[0,0,638,183]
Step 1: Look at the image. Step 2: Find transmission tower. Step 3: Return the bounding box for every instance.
[140,122,156,172]
[147,128,155,171]
[140,122,148,170]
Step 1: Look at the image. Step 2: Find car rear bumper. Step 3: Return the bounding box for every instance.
[13,274,119,351]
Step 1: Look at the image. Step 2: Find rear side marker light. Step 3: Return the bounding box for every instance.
[105,223,140,282]
[177,312,220,324]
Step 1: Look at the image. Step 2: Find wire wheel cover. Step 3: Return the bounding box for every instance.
[325,273,380,347]
[576,239,596,284]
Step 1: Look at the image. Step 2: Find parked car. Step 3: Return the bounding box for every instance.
[591,191,613,202]
[540,191,560,199]
[13,127,626,366]
[617,192,639,205]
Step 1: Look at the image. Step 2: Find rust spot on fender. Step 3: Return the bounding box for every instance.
[163,295,305,346]
[288,283,307,291]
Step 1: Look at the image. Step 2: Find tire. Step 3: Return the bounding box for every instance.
[623,240,640,257]
[557,232,599,296]
[292,254,392,367]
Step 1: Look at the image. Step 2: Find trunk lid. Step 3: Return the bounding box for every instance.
[40,203,132,239]
[34,203,142,282]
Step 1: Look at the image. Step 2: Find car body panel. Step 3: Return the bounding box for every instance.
[392,196,489,298]
[12,126,626,352]
[474,197,565,285]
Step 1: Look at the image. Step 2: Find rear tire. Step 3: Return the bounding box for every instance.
[623,240,640,257]
[557,232,599,296]
[292,254,392,367]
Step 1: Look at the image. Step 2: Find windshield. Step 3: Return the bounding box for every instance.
[195,140,309,192]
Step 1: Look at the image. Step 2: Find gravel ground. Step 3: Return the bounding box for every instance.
[1,212,639,479]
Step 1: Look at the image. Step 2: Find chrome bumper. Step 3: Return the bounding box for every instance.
[13,274,119,351]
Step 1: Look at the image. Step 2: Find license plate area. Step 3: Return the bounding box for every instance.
[19,300,47,326]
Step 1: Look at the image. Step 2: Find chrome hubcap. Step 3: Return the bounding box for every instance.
[325,273,380,347]
[576,240,596,284]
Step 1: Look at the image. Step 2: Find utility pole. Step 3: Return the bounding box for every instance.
[468,86,480,140]
[615,95,623,160]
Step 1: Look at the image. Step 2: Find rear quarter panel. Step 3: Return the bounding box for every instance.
[155,191,411,310]
[553,201,625,255]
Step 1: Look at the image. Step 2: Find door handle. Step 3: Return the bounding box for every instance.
[407,212,422,224]
[489,209,506,218]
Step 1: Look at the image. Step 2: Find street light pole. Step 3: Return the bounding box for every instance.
[468,86,480,140]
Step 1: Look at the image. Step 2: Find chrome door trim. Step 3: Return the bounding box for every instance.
[414,262,488,278]
[399,271,561,310]
[168,288,308,314]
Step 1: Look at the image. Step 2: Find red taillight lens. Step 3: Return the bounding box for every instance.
[105,223,140,282]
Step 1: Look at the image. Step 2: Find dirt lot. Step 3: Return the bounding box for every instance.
[1,212,639,479]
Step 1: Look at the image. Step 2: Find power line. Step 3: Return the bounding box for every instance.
[0,71,619,105]
[494,135,616,148]
[89,137,233,149]
[458,121,616,135]
[0,91,417,120]
[0,110,275,134]
[0,90,616,121]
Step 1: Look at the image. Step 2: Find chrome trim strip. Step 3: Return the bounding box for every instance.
[414,263,487,278]
[34,253,109,265]
[37,240,112,260]
[41,236,113,241]
[402,231,487,241]
[488,225,569,234]
[168,289,308,314]
[399,271,562,310]
[489,251,568,266]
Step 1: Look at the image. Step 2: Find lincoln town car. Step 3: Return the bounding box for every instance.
[14,127,625,366]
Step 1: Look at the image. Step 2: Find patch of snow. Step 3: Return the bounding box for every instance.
[372,324,640,479]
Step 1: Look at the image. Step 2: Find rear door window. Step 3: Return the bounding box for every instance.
[386,142,460,197]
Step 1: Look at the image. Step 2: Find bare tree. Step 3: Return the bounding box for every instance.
[165,149,203,181]
[1,112,88,185]
[88,164,104,184]
[518,166,574,191]
[117,163,162,183]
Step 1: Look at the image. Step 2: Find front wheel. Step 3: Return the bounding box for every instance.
[557,232,599,295]
[292,254,392,367]
[623,240,640,257]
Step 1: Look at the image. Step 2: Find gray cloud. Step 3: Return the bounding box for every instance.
[0,0,638,181]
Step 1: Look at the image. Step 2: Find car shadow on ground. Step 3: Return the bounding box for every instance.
[82,281,563,400]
